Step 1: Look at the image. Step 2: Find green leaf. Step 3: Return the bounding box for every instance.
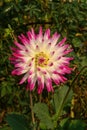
[61,119,87,130]
[64,87,73,107]
[72,37,82,47]
[3,4,13,13]
[39,122,47,130]
[1,86,7,97]
[0,126,11,130]
[6,114,29,130]
[60,118,69,128]
[80,56,87,67]
[68,120,87,130]
[0,81,13,97]
[33,103,54,129]
[54,85,73,114]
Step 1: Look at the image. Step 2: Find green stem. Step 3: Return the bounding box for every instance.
[29,91,36,130]
[37,94,42,130]
[57,66,87,119]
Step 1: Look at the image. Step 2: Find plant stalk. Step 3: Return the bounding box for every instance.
[29,91,36,130]
[57,66,87,119]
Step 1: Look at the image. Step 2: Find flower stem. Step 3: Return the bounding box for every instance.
[29,91,36,130]
[57,66,87,119]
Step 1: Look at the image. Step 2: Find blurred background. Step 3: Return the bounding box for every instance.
[0,0,87,129]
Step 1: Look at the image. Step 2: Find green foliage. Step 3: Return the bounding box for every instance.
[6,114,29,130]
[52,85,73,125]
[0,0,87,130]
[33,103,54,129]
[0,127,11,130]
[33,85,73,129]
[60,118,87,130]
[53,85,73,115]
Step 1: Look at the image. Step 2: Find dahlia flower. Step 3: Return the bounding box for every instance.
[10,27,73,94]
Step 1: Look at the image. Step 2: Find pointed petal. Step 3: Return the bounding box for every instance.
[45,78,53,92]
[19,73,29,84]
[44,28,50,40]
[58,37,66,46]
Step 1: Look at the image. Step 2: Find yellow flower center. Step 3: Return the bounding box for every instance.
[35,52,49,67]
